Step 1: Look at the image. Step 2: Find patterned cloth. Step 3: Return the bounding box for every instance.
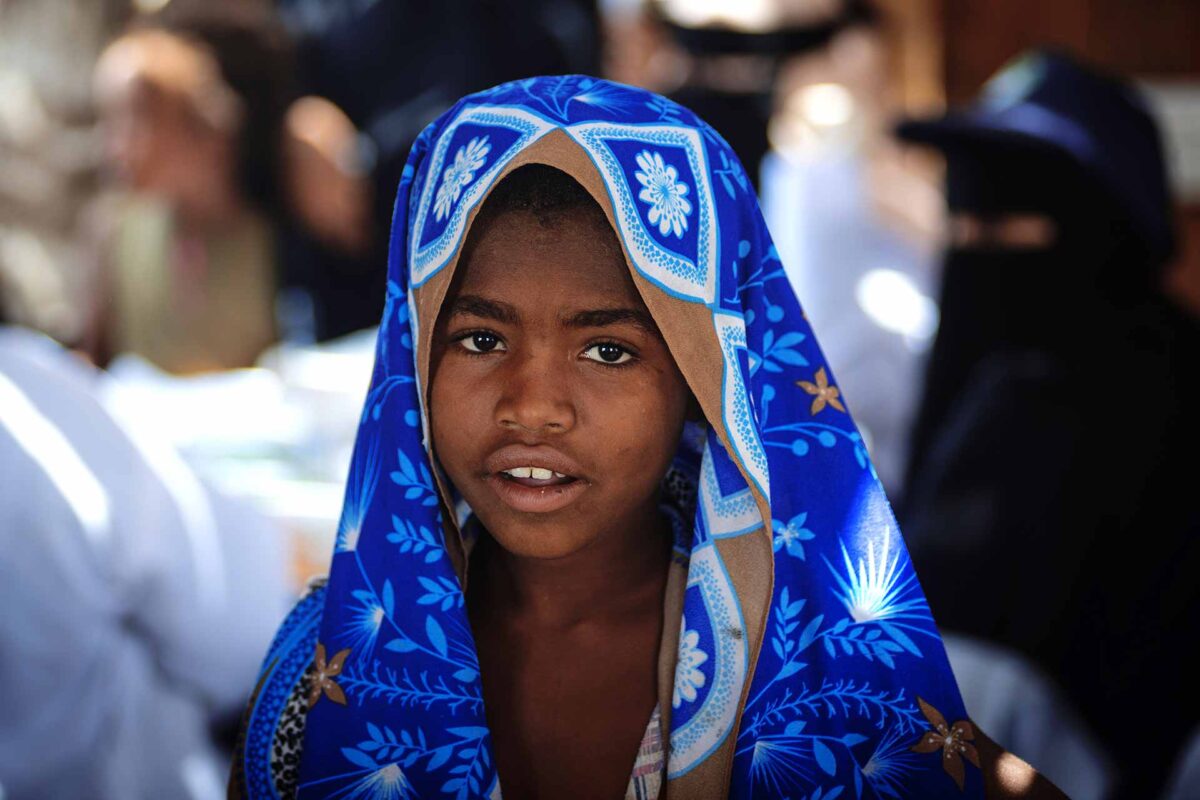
[626,706,665,800]
[236,75,983,799]
[232,579,667,800]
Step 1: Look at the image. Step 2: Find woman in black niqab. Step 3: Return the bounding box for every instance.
[898,81,1200,800]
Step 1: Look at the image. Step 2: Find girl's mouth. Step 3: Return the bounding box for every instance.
[486,468,586,513]
[483,447,587,512]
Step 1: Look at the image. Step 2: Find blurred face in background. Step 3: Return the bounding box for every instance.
[94,30,243,218]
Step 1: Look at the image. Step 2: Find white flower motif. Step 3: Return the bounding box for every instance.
[673,616,709,708]
[434,136,491,222]
[827,528,925,624]
[634,150,692,238]
[336,437,380,553]
[338,521,362,553]
[347,762,411,800]
[343,595,385,658]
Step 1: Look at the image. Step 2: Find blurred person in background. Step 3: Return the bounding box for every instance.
[623,0,880,192]
[898,49,1200,798]
[87,3,293,373]
[0,0,128,350]
[275,91,374,343]
[0,305,289,797]
[629,0,791,189]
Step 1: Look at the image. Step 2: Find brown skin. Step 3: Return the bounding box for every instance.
[976,728,1068,800]
[427,206,1069,800]
[429,206,691,799]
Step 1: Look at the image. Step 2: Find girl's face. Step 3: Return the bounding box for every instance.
[429,206,692,560]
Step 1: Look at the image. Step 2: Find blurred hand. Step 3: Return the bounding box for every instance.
[282,95,372,256]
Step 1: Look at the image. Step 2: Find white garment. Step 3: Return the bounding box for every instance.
[0,327,288,800]
[944,634,1115,800]
[761,151,937,495]
[1162,728,1200,800]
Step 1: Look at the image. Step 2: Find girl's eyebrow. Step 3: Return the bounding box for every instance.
[563,308,661,338]
[449,295,520,324]
[449,295,661,338]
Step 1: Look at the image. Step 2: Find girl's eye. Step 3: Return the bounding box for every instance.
[582,343,634,364]
[458,332,506,353]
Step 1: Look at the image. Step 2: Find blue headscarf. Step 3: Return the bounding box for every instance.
[243,76,983,799]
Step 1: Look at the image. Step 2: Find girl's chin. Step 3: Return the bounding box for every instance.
[482,528,600,562]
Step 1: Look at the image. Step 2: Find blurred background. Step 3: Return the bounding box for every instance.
[1,0,1198,798]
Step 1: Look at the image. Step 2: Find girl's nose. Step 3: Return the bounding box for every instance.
[493,351,576,435]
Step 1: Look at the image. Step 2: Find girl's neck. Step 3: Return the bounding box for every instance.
[469,507,673,631]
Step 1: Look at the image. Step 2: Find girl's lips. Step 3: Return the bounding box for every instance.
[484,473,588,514]
[501,473,574,488]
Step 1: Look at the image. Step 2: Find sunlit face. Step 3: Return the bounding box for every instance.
[99,75,241,214]
[429,205,691,560]
[98,78,189,193]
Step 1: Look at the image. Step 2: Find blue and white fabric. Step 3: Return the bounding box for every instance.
[240,75,983,799]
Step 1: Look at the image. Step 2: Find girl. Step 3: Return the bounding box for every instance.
[232,76,1063,799]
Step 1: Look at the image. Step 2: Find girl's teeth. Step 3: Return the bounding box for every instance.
[501,467,571,480]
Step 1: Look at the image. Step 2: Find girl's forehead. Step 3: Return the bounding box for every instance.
[458,208,631,293]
